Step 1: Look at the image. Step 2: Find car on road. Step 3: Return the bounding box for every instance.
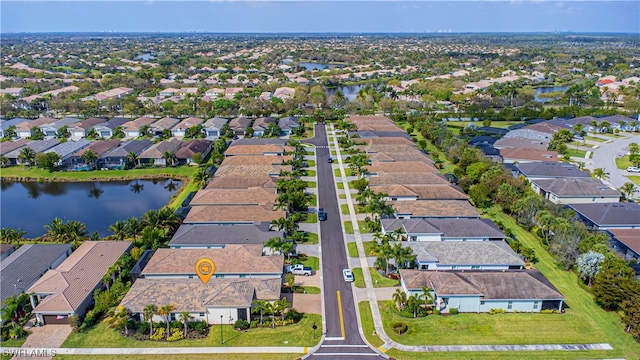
[327,157,333,163]
[627,166,640,173]
[343,269,354,282]
[318,208,327,221]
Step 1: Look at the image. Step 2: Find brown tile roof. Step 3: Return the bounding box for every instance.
[220,155,293,166]
[370,151,434,164]
[358,137,416,146]
[184,205,286,223]
[139,138,182,159]
[359,144,423,154]
[205,176,277,190]
[500,148,559,162]
[151,117,180,131]
[369,172,451,186]
[215,164,290,177]
[123,117,155,131]
[172,117,204,130]
[15,117,56,131]
[401,270,482,295]
[74,139,120,157]
[0,138,28,155]
[121,277,281,312]
[367,161,438,174]
[224,145,293,156]
[355,124,404,132]
[175,139,212,159]
[28,241,131,313]
[494,137,548,150]
[347,115,394,124]
[143,245,283,275]
[524,122,565,135]
[74,117,106,130]
[372,184,468,200]
[190,187,277,206]
[391,200,479,218]
[608,229,640,255]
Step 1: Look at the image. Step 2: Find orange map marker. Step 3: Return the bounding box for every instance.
[195,258,215,284]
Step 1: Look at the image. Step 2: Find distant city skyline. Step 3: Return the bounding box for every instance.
[1,1,638,34]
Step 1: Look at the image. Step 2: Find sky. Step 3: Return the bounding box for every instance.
[1,1,639,33]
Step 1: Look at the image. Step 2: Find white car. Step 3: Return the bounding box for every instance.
[343,269,354,282]
[627,167,640,173]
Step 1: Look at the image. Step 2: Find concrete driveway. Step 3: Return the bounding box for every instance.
[13,324,72,360]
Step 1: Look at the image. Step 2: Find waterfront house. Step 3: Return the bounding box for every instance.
[175,139,212,165]
[99,139,152,169]
[204,175,277,191]
[202,117,228,138]
[138,138,182,166]
[171,117,204,137]
[400,269,565,313]
[66,139,120,170]
[1,244,72,303]
[4,139,60,165]
[190,187,277,207]
[28,241,131,325]
[45,138,91,165]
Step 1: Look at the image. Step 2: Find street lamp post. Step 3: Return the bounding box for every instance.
[312,322,317,339]
[220,315,224,344]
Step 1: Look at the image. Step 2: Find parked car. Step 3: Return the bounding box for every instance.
[318,208,327,221]
[343,269,354,282]
[286,264,313,276]
[627,166,640,173]
[328,157,333,163]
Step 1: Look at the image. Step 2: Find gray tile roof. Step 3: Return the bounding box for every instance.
[569,202,640,228]
[516,162,591,179]
[203,117,228,130]
[5,139,60,158]
[0,244,72,302]
[404,241,524,266]
[0,138,28,155]
[101,139,152,158]
[381,218,506,239]
[229,138,288,146]
[45,138,91,159]
[169,223,279,247]
[532,178,621,198]
[278,116,299,130]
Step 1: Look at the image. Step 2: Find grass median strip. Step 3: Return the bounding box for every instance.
[352,268,399,288]
[343,221,354,234]
[358,301,384,348]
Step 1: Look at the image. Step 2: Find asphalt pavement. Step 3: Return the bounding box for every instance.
[591,133,640,191]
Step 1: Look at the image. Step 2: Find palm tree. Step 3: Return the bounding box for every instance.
[620,182,637,201]
[130,180,144,193]
[264,301,275,328]
[391,243,415,269]
[420,286,434,310]
[143,304,158,337]
[179,311,193,338]
[592,167,609,181]
[274,297,291,324]
[0,227,26,246]
[81,149,98,170]
[18,147,35,167]
[407,293,423,318]
[251,299,268,325]
[109,221,127,240]
[104,306,131,335]
[162,151,175,167]
[157,304,175,340]
[265,236,285,255]
[126,151,138,169]
[44,217,66,242]
[392,289,407,310]
[124,217,143,239]
[193,168,210,188]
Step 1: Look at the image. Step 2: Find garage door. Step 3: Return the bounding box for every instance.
[42,315,70,325]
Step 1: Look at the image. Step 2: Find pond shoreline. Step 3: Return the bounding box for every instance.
[1,173,185,183]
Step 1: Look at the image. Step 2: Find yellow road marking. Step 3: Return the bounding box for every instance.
[303,347,308,353]
[337,290,346,339]
[378,346,388,353]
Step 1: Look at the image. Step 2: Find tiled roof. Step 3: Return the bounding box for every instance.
[372,184,468,200]
[0,138,28,155]
[569,202,640,227]
[138,138,182,159]
[184,205,286,223]
[6,139,60,158]
[101,139,152,158]
[151,117,180,131]
[220,155,292,166]
[121,277,281,312]
[391,200,479,218]
[381,218,506,239]
[532,178,620,198]
[228,117,252,130]
[142,245,283,275]
[367,161,438,173]
[190,187,277,206]
[369,172,451,186]
[370,151,434,164]
[359,144,424,154]
[175,140,212,159]
[230,138,288,146]
[15,117,56,130]
[500,147,559,162]
[215,164,289,177]
[203,117,228,129]
[224,145,293,156]
[516,162,590,178]
[252,117,277,128]
[1,244,72,302]
[172,117,204,130]
[28,241,131,313]
[123,117,156,131]
[169,223,277,247]
[608,229,640,255]
[74,139,120,157]
[71,117,106,130]
[46,139,91,158]
[359,137,416,146]
[404,241,524,266]
[205,176,277,190]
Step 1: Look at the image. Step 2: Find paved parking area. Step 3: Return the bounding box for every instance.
[283,293,322,315]
[13,324,72,360]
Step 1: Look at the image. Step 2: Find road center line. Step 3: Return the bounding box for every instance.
[337,290,346,339]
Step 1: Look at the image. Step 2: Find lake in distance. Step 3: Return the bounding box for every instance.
[0,179,182,238]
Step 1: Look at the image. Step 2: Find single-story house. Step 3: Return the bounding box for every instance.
[278,116,300,136]
[228,117,253,136]
[500,147,559,163]
[608,229,640,261]
[1,244,72,303]
[530,178,620,204]
[46,138,91,164]
[515,162,591,181]
[400,269,565,313]
[183,205,286,225]
[66,139,120,170]
[219,155,292,167]
[150,117,180,136]
[138,138,182,166]
[27,241,131,325]
[381,218,506,242]
[251,117,277,137]
[224,144,293,157]
[171,117,204,137]
[99,139,152,169]
[568,202,640,230]
[68,117,106,138]
[92,117,129,139]
[403,241,524,271]
[175,139,212,165]
[0,244,16,260]
[202,117,228,138]
[368,172,451,186]
[168,223,280,249]
[0,117,29,138]
[214,164,290,178]
[122,117,156,138]
[369,151,434,164]
[15,117,57,138]
[0,138,28,156]
[371,184,468,201]
[40,117,81,138]
[4,139,60,165]
[190,187,277,207]
[366,161,439,176]
[391,200,479,219]
[204,176,277,191]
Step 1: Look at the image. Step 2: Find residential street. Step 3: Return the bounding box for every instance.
[591,133,639,192]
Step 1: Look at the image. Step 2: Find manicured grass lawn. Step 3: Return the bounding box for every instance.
[358,220,376,233]
[331,151,337,156]
[386,349,621,360]
[347,242,358,257]
[301,256,320,270]
[62,314,322,348]
[583,135,606,142]
[352,268,400,288]
[628,176,640,186]
[339,194,347,199]
[341,203,351,215]
[479,206,640,358]
[297,286,321,294]
[309,194,317,207]
[302,232,318,245]
[337,182,344,189]
[565,148,587,158]
[362,241,377,257]
[615,155,633,169]
[303,213,317,223]
[304,170,316,177]
[0,338,26,348]
[567,141,593,148]
[1,165,197,181]
[305,160,316,167]
[169,180,198,210]
[598,132,623,138]
[305,181,316,188]
[335,168,353,177]
[56,355,298,360]
[344,221,354,234]
[358,302,384,347]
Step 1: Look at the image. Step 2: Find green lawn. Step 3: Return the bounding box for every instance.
[347,242,358,257]
[362,241,377,257]
[0,338,26,348]
[341,203,351,215]
[296,286,320,294]
[305,181,316,188]
[479,206,639,358]
[331,151,337,156]
[55,355,298,360]
[1,165,197,181]
[305,160,316,167]
[567,141,593,148]
[337,182,344,189]
[628,176,640,186]
[301,256,320,270]
[352,268,400,288]
[583,135,606,143]
[303,213,317,223]
[62,314,322,348]
[358,302,384,347]
[565,148,587,158]
[334,168,353,177]
[615,155,633,169]
[309,194,317,207]
[358,220,376,233]
[598,132,624,138]
[168,180,198,210]
[302,232,318,245]
[303,170,316,177]
[339,194,347,199]
[344,221,354,234]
